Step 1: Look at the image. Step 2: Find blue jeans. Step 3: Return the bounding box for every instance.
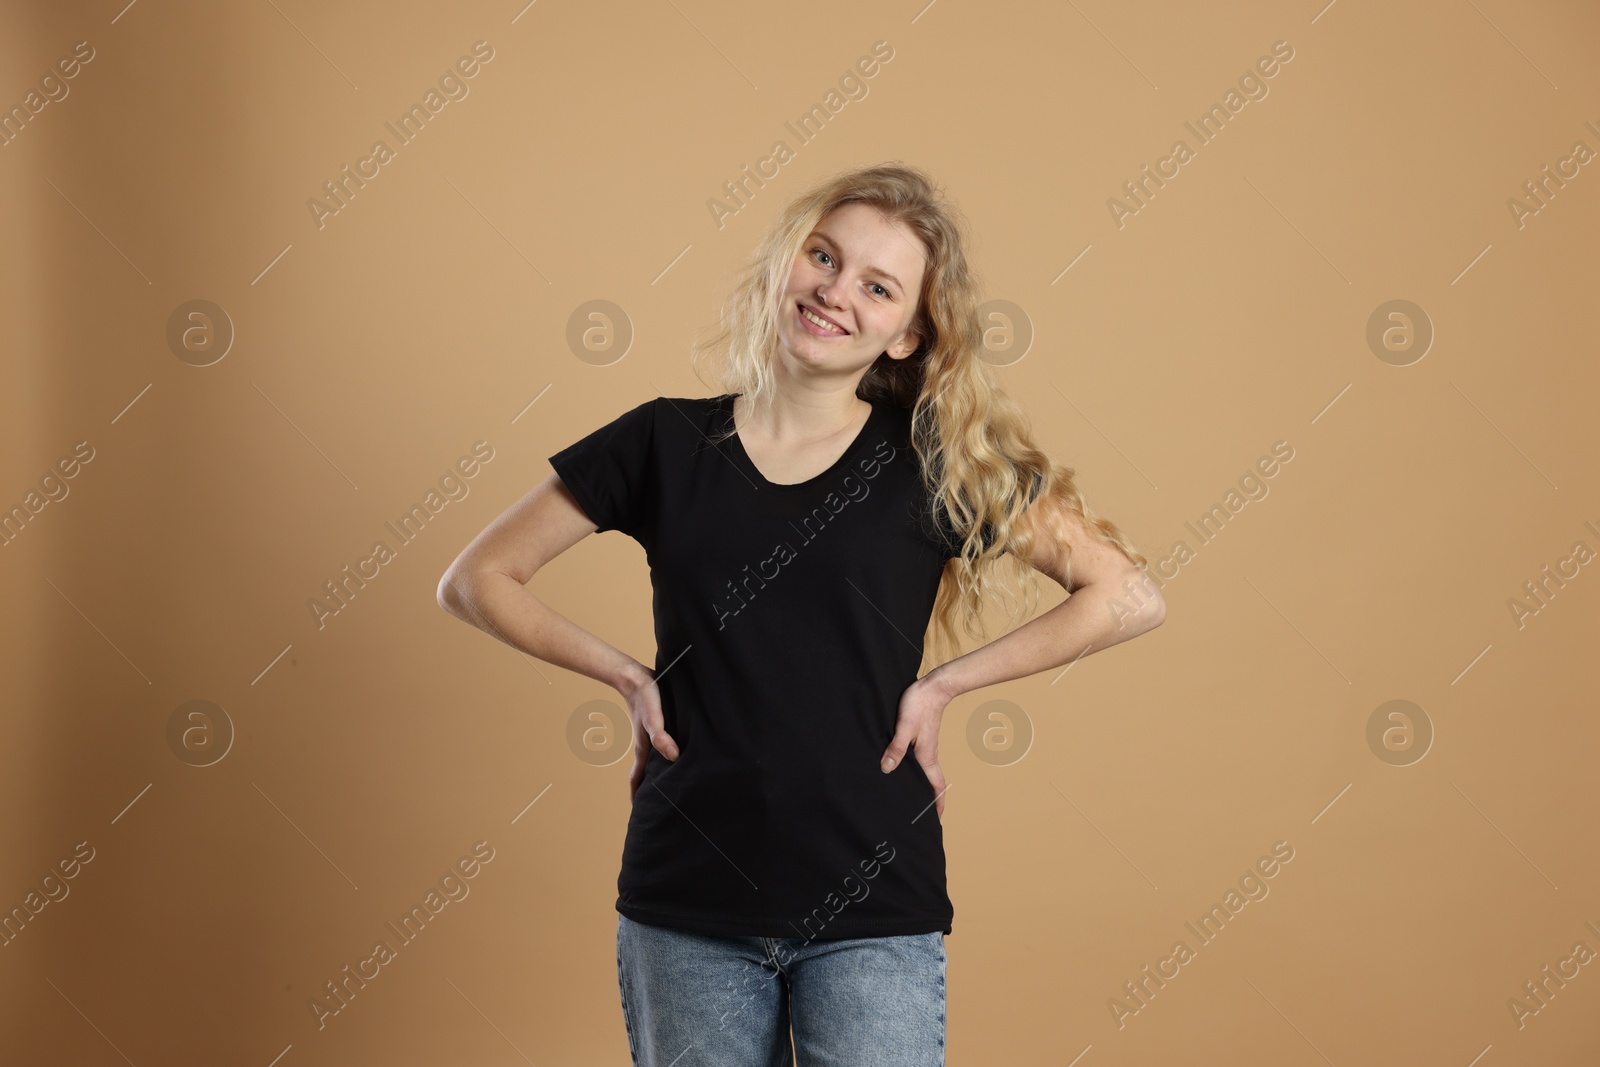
[616,913,947,1066]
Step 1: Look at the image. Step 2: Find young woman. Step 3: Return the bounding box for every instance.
[438,162,1165,1066]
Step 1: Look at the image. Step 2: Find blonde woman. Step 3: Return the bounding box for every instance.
[438,162,1166,1066]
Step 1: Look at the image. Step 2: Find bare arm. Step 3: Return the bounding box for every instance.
[926,494,1166,701]
[437,473,680,800]
[877,493,1166,802]
[436,472,647,690]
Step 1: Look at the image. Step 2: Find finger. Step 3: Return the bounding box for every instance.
[633,704,678,760]
[880,722,916,773]
[649,723,679,760]
[923,760,948,817]
[629,734,651,801]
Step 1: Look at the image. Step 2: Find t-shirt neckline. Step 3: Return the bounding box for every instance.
[722,393,887,492]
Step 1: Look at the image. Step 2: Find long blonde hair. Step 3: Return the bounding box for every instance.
[690,161,1149,669]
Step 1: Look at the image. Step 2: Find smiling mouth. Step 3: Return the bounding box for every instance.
[798,302,848,335]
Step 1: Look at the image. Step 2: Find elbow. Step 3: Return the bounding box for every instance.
[1097,580,1165,638]
[438,563,520,624]
[1139,581,1167,630]
[437,566,468,618]
[1132,564,1166,630]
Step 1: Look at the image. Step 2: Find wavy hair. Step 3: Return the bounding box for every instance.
[690,161,1150,669]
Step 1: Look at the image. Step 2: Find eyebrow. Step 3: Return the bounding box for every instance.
[811,231,905,294]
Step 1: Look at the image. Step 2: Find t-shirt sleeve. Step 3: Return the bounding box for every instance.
[548,397,658,545]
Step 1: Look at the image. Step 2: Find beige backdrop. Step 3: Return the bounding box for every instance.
[3,0,1598,1063]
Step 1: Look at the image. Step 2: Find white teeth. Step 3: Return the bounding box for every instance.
[801,306,844,333]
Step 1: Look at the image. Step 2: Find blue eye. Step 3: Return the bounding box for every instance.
[811,248,891,299]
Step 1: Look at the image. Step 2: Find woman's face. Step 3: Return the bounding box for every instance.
[777,202,928,379]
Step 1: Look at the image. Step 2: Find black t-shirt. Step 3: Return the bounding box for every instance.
[549,392,975,940]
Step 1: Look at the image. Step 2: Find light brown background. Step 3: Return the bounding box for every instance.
[3,0,1598,1063]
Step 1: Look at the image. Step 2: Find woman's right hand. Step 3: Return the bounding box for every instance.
[619,662,679,805]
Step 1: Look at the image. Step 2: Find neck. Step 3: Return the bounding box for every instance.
[734,388,871,444]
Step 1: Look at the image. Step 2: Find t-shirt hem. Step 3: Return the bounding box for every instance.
[616,901,952,940]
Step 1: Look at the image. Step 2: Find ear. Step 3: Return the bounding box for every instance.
[886,327,921,361]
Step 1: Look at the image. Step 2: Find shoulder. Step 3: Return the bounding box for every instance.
[600,394,727,413]
[641,395,731,420]
[646,396,735,445]
[875,400,916,443]
[595,395,728,435]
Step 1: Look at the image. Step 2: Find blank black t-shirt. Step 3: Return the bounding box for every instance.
[549,392,977,940]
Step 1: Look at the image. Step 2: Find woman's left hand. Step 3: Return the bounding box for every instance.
[881,671,956,818]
